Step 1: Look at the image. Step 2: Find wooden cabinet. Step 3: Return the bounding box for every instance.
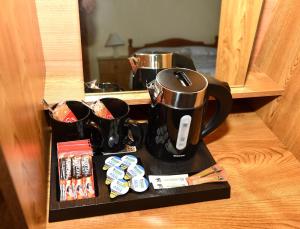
[98,57,131,91]
[2,0,298,228]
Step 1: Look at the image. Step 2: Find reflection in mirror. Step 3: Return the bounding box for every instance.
[79,0,221,93]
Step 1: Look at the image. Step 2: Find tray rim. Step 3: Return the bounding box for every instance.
[49,140,230,222]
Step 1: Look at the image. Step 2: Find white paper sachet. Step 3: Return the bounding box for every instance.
[148,174,189,189]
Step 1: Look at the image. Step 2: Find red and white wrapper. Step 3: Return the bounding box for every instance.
[53,101,78,123]
[83,176,95,198]
[92,101,114,119]
[57,139,95,201]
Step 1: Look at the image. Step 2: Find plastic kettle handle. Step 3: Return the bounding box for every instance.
[201,76,232,137]
[172,53,196,71]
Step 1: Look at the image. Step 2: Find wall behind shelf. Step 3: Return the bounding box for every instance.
[250,0,300,160]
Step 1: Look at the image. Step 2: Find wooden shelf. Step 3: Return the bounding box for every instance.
[47,106,300,228]
[44,70,283,105]
[230,71,284,98]
[84,71,284,105]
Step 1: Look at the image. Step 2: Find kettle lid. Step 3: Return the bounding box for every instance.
[156,68,207,93]
[154,68,208,109]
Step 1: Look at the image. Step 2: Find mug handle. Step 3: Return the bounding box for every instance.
[201,76,232,137]
[125,119,147,149]
[86,120,104,149]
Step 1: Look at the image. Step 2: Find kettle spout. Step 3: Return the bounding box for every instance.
[128,56,139,74]
[146,80,161,107]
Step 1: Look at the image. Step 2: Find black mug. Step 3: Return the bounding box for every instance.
[49,101,91,142]
[89,98,142,153]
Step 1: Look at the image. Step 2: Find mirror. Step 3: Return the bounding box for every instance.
[79,0,221,93]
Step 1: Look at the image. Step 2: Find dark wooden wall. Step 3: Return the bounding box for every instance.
[0,0,49,228]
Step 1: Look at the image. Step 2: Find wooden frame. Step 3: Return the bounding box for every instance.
[216,0,264,86]
[36,0,283,105]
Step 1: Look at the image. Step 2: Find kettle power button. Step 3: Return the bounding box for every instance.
[176,115,191,150]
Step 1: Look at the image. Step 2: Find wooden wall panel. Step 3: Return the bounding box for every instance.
[216,0,263,86]
[0,1,48,228]
[250,0,300,159]
[35,0,84,104]
[249,0,279,66]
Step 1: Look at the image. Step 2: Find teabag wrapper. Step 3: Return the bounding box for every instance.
[52,101,78,123]
[92,100,114,119]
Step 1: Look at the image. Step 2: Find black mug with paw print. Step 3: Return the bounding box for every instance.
[146,68,232,160]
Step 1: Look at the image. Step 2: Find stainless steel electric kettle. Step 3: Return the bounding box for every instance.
[128,52,196,90]
[146,68,232,161]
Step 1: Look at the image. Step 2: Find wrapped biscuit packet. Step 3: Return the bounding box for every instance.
[52,101,78,123]
[92,100,114,119]
[57,139,96,201]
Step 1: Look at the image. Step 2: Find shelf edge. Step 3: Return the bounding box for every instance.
[83,72,284,105]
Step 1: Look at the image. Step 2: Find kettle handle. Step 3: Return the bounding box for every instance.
[172,53,196,71]
[201,76,232,137]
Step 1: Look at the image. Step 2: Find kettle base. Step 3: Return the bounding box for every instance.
[145,145,197,162]
[143,140,215,175]
[145,137,199,162]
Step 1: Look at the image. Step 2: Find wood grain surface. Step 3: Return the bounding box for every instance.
[0,190,18,229]
[249,0,279,66]
[35,0,85,104]
[0,0,49,228]
[216,0,263,86]
[0,150,27,229]
[47,108,300,228]
[250,0,300,160]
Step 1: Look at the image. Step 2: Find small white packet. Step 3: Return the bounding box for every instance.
[148,174,189,189]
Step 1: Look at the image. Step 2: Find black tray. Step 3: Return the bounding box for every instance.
[49,141,230,222]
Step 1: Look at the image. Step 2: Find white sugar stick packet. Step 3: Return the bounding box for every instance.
[148,174,189,189]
